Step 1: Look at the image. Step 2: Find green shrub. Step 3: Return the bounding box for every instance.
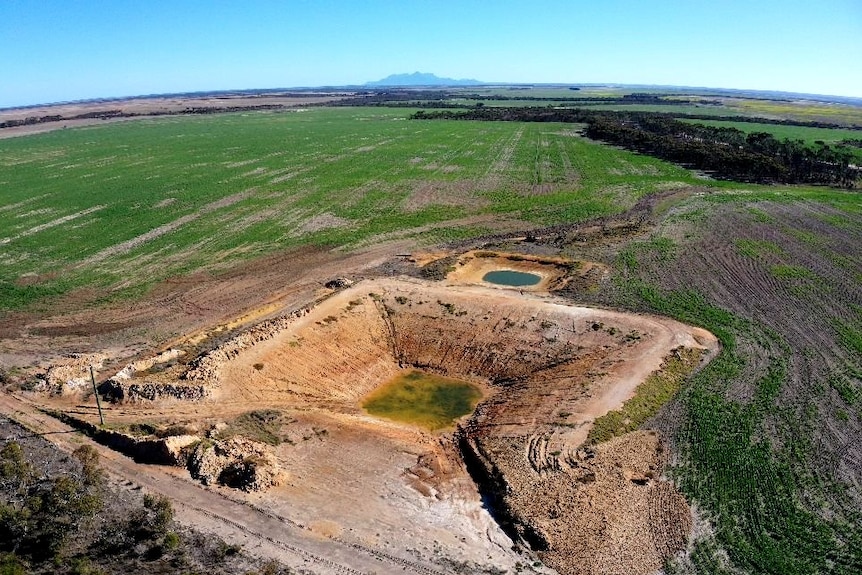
[162,531,180,551]
[0,553,27,575]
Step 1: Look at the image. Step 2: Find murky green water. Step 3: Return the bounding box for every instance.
[362,370,482,431]
[482,269,541,286]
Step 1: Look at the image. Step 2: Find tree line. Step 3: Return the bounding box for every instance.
[411,108,860,188]
[584,114,859,186]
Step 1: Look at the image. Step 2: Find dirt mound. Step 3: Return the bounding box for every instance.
[33,352,105,395]
[182,307,310,387]
[188,437,285,492]
[51,413,200,466]
[464,430,691,575]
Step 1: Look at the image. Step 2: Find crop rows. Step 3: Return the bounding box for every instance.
[0,107,697,309]
[605,193,862,574]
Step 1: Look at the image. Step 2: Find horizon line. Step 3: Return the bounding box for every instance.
[2,81,861,112]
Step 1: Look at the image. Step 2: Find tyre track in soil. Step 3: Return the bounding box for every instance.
[0,392,451,575]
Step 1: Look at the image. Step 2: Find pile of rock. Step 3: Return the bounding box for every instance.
[324,277,353,289]
[99,380,208,403]
[33,353,106,395]
[187,437,285,492]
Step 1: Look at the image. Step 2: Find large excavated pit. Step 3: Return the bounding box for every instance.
[73,274,717,574]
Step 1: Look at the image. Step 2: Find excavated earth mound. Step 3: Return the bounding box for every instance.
[188,437,285,492]
[78,277,718,574]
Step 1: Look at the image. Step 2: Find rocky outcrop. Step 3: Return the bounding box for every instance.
[153,434,202,465]
[99,380,208,403]
[50,412,199,465]
[188,437,284,492]
[131,348,185,373]
[52,412,281,492]
[93,307,314,402]
[98,349,198,403]
[324,277,354,289]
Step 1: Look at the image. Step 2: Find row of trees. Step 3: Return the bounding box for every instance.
[411,108,860,188]
[585,114,860,186]
[448,92,719,105]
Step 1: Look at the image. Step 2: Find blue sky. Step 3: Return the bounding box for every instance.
[1,0,860,107]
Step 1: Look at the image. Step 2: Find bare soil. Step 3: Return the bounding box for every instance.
[0,242,400,372]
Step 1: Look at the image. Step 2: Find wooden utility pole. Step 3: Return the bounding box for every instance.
[89,365,105,426]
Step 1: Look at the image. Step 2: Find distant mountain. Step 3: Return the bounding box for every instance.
[366,72,482,87]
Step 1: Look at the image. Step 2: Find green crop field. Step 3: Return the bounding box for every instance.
[583,103,741,116]
[449,98,584,107]
[0,106,699,310]
[592,186,862,575]
[727,99,862,127]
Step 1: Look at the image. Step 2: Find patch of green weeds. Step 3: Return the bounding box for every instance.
[833,319,862,357]
[770,264,816,280]
[587,347,703,444]
[217,409,285,446]
[735,239,784,259]
[617,235,676,273]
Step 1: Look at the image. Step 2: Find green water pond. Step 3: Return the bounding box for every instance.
[482,270,541,286]
[362,370,482,431]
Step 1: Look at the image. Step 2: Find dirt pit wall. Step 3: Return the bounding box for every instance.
[201,279,713,413]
